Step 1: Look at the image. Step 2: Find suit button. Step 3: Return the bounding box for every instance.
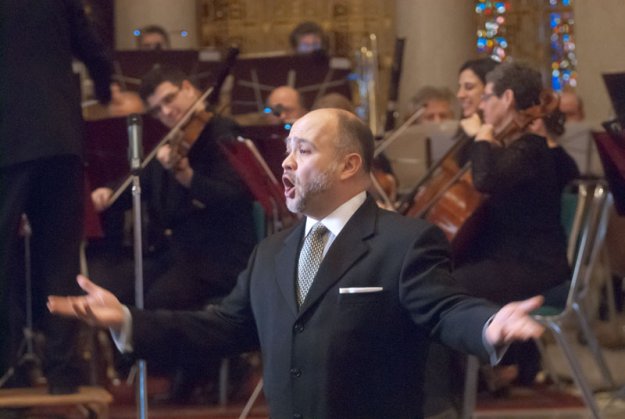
[293,414,303,419]
[290,368,302,377]
[293,323,304,333]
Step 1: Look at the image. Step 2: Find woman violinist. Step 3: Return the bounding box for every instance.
[454,62,573,386]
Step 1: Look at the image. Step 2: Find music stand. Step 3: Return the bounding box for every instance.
[593,131,625,215]
[597,72,625,215]
[112,50,221,91]
[240,124,289,180]
[229,54,352,115]
[602,72,625,129]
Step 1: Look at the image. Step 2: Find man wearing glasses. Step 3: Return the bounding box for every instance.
[89,65,257,402]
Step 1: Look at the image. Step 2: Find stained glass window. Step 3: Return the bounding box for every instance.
[475,0,577,92]
[475,1,509,61]
[548,0,577,90]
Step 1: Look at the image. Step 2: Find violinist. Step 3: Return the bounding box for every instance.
[88,65,257,402]
[454,62,573,387]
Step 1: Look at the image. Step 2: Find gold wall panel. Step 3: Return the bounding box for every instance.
[197,0,394,60]
[197,0,396,127]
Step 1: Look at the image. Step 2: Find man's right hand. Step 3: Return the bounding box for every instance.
[48,275,125,332]
[460,113,482,137]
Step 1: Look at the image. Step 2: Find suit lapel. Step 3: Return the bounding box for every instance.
[274,220,306,316]
[298,197,378,315]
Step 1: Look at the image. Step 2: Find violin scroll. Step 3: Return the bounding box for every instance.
[494,88,561,145]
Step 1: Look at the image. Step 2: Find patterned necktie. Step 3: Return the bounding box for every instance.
[297,222,329,306]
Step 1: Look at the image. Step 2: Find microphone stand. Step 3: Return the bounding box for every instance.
[127,114,148,419]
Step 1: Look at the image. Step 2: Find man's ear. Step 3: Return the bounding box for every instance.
[339,153,362,180]
[181,79,194,94]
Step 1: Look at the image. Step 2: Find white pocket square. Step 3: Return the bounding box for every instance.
[339,287,383,294]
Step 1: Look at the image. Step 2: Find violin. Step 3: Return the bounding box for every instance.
[105,86,217,206]
[492,89,559,146]
[370,166,398,209]
[165,107,214,171]
[105,48,240,207]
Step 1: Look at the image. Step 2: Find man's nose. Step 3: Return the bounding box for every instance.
[282,152,295,170]
[159,102,176,117]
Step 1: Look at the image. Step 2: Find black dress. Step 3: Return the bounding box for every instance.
[454,133,572,305]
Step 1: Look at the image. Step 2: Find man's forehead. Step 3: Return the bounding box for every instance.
[270,90,297,105]
[148,81,177,101]
[286,136,314,147]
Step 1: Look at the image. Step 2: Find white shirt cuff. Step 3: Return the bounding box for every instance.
[482,315,509,365]
[110,305,133,353]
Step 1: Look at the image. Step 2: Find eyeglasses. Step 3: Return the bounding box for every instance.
[480,92,496,102]
[148,88,181,117]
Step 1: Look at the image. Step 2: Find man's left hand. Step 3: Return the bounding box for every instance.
[485,295,545,346]
[173,157,193,187]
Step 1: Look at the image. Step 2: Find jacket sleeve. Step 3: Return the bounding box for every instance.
[130,246,261,363]
[66,0,112,103]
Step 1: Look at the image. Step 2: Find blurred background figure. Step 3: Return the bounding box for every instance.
[265,85,307,126]
[556,89,603,177]
[379,85,458,200]
[406,85,456,124]
[136,24,170,50]
[559,89,585,122]
[312,92,355,114]
[289,21,327,54]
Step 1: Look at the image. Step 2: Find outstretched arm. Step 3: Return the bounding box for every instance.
[47,275,125,332]
[484,295,545,346]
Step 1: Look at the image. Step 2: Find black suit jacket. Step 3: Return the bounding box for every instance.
[132,197,498,418]
[0,0,111,168]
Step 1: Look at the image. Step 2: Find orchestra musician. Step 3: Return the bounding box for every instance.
[88,65,257,401]
[406,86,456,125]
[49,108,546,419]
[136,24,170,50]
[453,62,574,387]
[0,0,112,394]
[265,85,308,126]
[289,21,327,55]
[454,57,501,166]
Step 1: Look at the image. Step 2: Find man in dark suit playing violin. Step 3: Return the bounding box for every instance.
[88,65,257,400]
[50,108,546,418]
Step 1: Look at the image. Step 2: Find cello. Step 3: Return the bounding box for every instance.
[398,89,559,256]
